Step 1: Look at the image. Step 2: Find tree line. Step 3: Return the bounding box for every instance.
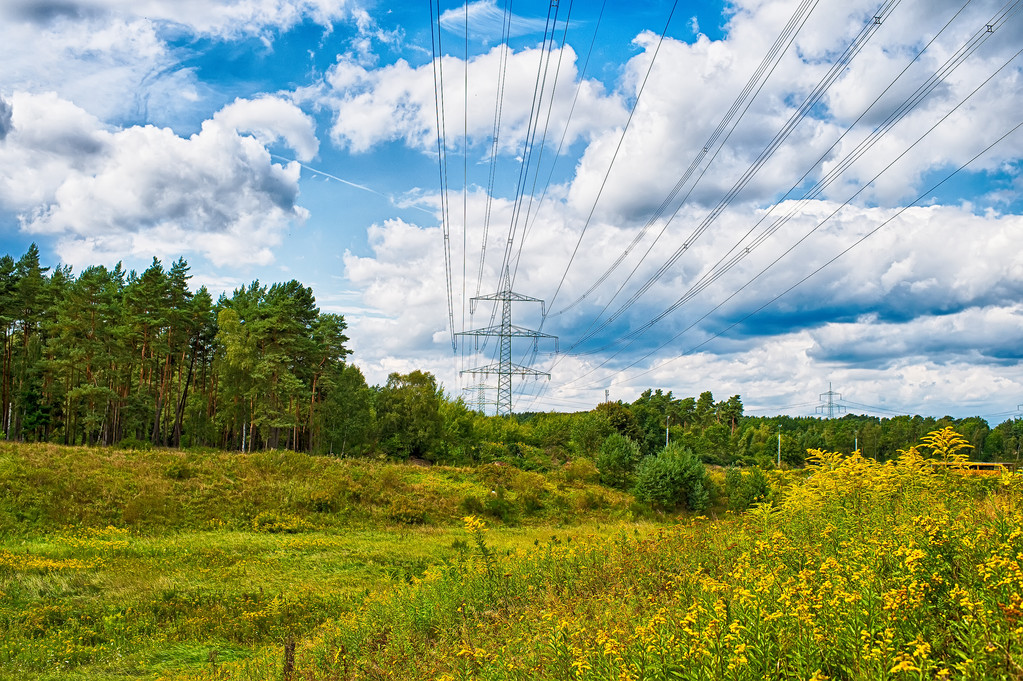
[2,246,1020,467]
[0,245,352,451]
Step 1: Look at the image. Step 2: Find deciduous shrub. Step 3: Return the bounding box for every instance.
[561,457,600,484]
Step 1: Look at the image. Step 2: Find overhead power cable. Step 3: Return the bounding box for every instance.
[498,0,563,278]
[517,0,823,408]
[509,0,604,376]
[474,0,516,302]
[570,110,1023,393]
[430,0,457,352]
[538,0,681,317]
[841,400,913,416]
[551,0,823,319]
[981,410,1023,419]
[564,0,905,352]
[566,44,1023,387]
[460,1,567,414]
[572,0,1010,359]
[472,1,562,376]
[511,0,576,285]
[462,0,469,362]
[566,4,1021,371]
[511,0,608,284]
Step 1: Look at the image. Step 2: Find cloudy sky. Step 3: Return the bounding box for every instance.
[2,0,1022,421]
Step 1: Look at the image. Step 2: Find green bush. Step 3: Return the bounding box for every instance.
[595,433,642,490]
[117,437,153,451]
[484,486,518,524]
[510,443,552,472]
[633,443,711,512]
[459,494,487,516]
[519,489,544,514]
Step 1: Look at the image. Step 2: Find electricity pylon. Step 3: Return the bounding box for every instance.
[461,382,493,414]
[816,382,845,419]
[457,268,557,416]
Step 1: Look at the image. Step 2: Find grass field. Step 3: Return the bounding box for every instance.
[3,435,1022,680]
[184,443,1023,680]
[0,443,642,679]
[1,522,651,680]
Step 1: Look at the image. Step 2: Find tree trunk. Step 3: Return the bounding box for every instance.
[151,392,163,444]
[172,337,197,448]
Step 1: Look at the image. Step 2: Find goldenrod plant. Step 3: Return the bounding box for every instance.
[246,428,1019,681]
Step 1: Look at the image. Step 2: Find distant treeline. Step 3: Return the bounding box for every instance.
[0,245,351,451]
[2,246,1020,465]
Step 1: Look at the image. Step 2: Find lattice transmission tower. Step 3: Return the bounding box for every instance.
[457,269,558,416]
[461,382,494,414]
[816,382,846,419]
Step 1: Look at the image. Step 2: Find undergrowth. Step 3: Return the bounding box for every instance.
[0,444,636,535]
[179,431,1023,680]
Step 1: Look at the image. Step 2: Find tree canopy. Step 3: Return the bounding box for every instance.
[2,246,1019,468]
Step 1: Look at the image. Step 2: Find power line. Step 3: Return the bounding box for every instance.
[596,0,1016,358]
[461,0,469,368]
[564,108,1023,394]
[562,0,904,352]
[512,0,608,284]
[560,28,1023,384]
[539,0,681,318]
[840,399,913,416]
[512,0,576,285]
[498,0,563,279]
[430,0,456,352]
[473,1,563,365]
[475,0,515,303]
[465,1,566,392]
[579,3,1009,357]
[517,0,821,408]
[551,0,823,319]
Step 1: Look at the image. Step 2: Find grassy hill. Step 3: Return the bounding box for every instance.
[0,443,636,535]
[0,443,640,680]
[2,439,1021,680]
[183,449,1023,681]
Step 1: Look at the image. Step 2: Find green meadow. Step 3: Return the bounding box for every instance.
[0,442,640,680]
[3,432,1022,680]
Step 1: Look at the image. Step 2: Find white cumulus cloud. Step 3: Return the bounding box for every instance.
[0,0,357,39]
[320,44,627,155]
[0,93,317,268]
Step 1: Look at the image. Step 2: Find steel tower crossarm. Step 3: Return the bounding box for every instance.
[457,268,557,416]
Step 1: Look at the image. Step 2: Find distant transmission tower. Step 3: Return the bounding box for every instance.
[461,382,493,413]
[816,382,846,419]
[457,268,558,416]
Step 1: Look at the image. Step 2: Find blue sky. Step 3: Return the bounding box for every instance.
[1,0,1022,421]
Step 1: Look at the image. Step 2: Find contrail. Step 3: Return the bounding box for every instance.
[272,154,436,216]
[271,154,387,196]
